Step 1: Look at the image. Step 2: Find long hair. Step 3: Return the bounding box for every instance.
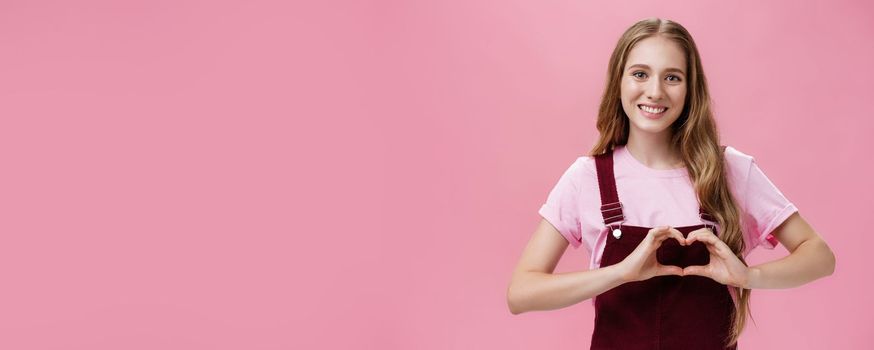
[589,17,751,348]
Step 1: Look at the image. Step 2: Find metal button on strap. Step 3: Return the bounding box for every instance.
[612,228,622,239]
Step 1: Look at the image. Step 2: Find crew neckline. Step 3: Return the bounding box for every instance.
[614,144,688,178]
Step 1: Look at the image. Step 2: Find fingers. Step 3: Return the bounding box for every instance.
[683,264,709,277]
[652,226,687,246]
[666,228,686,246]
[647,226,669,244]
[649,226,671,236]
[685,229,728,254]
[657,264,684,277]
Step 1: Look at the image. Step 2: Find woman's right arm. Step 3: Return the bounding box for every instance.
[506,218,628,314]
[507,219,686,314]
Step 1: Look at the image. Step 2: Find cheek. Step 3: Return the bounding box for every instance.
[620,80,641,101]
[675,85,687,99]
[670,87,687,106]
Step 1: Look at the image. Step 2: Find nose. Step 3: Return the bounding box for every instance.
[646,79,665,101]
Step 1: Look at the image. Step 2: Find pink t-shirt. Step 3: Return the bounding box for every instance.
[538,144,798,271]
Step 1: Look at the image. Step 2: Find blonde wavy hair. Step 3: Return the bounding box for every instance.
[589,17,752,348]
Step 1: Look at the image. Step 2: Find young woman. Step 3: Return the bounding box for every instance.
[506,18,836,349]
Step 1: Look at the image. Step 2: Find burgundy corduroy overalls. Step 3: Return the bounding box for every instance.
[590,148,736,350]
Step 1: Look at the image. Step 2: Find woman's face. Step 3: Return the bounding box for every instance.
[620,36,688,137]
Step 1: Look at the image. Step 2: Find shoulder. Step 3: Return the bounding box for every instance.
[723,145,754,164]
[555,155,597,179]
[563,155,599,189]
[575,155,597,176]
[723,145,755,176]
[547,155,597,191]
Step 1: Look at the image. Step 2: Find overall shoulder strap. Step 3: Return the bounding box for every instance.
[594,150,624,225]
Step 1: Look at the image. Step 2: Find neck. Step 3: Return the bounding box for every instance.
[625,128,682,170]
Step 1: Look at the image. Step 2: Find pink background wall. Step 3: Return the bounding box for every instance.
[1,0,871,348]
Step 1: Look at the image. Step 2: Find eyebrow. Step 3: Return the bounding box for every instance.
[626,64,685,75]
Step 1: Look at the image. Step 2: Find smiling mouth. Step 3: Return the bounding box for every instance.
[638,104,668,114]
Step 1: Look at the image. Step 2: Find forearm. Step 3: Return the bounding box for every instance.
[746,238,836,289]
[508,264,627,314]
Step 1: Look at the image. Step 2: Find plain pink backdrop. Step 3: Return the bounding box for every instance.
[1,0,871,349]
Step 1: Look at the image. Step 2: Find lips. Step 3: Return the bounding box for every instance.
[638,104,668,119]
[638,104,667,113]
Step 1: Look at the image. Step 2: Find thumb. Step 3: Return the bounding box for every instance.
[683,265,709,277]
[657,264,684,277]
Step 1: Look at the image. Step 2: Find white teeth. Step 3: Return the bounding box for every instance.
[639,105,666,114]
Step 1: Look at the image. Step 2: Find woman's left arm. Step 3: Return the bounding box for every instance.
[745,211,836,289]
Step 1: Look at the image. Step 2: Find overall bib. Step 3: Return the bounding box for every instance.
[590,148,736,350]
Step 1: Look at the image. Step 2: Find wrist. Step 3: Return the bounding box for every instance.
[744,267,761,289]
[612,261,633,284]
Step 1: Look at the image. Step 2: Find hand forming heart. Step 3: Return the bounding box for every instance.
[617,226,751,288]
[682,227,751,288]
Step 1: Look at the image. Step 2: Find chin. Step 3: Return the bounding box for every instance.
[631,124,672,135]
[629,114,680,134]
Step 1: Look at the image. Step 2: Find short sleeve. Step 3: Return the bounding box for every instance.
[743,157,799,250]
[538,158,583,248]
